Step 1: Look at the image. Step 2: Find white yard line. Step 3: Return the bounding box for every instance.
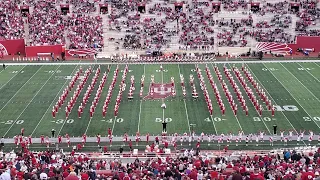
[0,66,8,75]
[111,65,126,135]
[57,64,95,136]
[0,66,43,114]
[313,62,320,69]
[111,116,117,135]
[297,63,320,84]
[137,64,145,132]
[264,63,320,130]
[280,63,320,104]
[195,64,218,135]
[246,64,307,145]
[177,64,191,134]
[3,65,61,137]
[221,64,245,133]
[209,115,218,135]
[4,59,320,66]
[0,65,12,74]
[161,64,165,123]
[31,65,80,136]
[84,65,113,135]
[0,66,25,90]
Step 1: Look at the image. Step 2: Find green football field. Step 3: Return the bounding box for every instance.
[0,61,320,139]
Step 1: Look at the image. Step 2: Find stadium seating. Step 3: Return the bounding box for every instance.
[1,146,320,179]
[0,0,319,56]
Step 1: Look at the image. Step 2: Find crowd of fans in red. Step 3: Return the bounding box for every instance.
[0,1,25,40]
[2,146,320,180]
[0,0,320,49]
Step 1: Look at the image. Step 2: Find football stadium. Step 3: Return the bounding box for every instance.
[1,0,320,179]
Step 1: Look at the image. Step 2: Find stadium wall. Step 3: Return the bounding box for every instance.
[25,45,63,57]
[0,39,25,55]
[1,36,320,60]
[288,36,320,52]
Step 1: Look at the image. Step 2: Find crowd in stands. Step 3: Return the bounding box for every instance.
[0,0,320,50]
[0,1,25,40]
[70,0,97,14]
[257,2,290,16]
[28,0,65,46]
[220,0,248,11]
[67,14,103,49]
[2,143,320,179]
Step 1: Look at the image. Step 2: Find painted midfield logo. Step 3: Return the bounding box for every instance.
[144,83,174,99]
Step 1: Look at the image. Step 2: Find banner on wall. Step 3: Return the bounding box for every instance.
[0,39,25,55]
[66,49,98,57]
[25,45,63,57]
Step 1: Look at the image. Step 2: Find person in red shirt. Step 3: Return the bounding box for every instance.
[123,173,131,180]
[63,170,69,178]
[164,141,169,148]
[302,167,315,180]
[28,135,32,144]
[17,170,24,180]
[81,172,89,180]
[58,135,62,143]
[250,168,264,180]
[77,143,82,150]
[40,135,44,144]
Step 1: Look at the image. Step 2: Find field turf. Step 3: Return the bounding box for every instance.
[1,61,320,139]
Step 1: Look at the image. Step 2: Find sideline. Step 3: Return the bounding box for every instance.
[3,59,320,66]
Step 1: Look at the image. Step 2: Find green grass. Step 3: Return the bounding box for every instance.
[1,62,320,140]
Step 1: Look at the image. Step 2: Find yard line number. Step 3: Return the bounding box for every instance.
[262,68,278,71]
[48,70,61,73]
[156,69,168,72]
[191,69,201,72]
[121,70,133,73]
[253,117,276,121]
[2,120,24,125]
[104,118,124,123]
[303,117,320,121]
[274,105,298,112]
[204,117,225,122]
[298,67,313,71]
[55,119,74,124]
[155,118,172,122]
[12,71,24,74]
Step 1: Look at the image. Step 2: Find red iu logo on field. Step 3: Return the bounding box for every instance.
[144,83,174,99]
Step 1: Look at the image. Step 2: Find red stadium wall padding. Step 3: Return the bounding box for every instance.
[288,36,320,52]
[25,45,63,57]
[0,39,26,55]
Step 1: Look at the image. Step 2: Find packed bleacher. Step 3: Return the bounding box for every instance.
[0,0,319,52]
[70,0,97,14]
[67,14,103,49]
[0,1,25,40]
[1,142,320,179]
[27,0,65,46]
